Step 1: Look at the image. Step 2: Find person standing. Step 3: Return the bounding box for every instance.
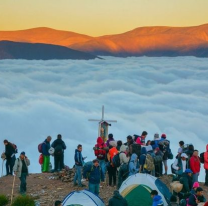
[51,134,66,172]
[203,144,208,186]
[42,136,52,173]
[73,144,85,187]
[13,152,30,194]
[3,140,16,175]
[189,150,201,184]
[83,159,104,196]
[136,131,148,145]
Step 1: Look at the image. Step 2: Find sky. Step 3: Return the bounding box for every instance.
[0,0,208,36]
[0,56,208,181]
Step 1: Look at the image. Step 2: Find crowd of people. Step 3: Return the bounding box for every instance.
[1,131,208,206]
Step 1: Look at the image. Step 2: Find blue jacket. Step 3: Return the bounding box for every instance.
[139,147,147,167]
[42,139,50,156]
[129,153,139,176]
[83,164,104,184]
[74,149,84,166]
[152,195,163,206]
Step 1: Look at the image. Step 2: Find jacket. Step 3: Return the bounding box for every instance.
[5,143,15,159]
[189,155,201,174]
[94,137,107,160]
[136,135,145,145]
[13,157,30,177]
[83,164,104,184]
[204,144,208,170]
[172,157,187,175]
[51,139,66,155]
[179,172,192,193]
[139,147,147,170]
[42,139,51,156]
[188,194,197,206]
[74,149,84,166]
[119,145,129,165]
[152,195,163,206]
[129,153,139,176]
[108,190,128,206]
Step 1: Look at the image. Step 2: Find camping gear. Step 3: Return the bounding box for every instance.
[170,181,183,193]
[119,173,171,206]
[62,190,105,206]
[11,174,16,205]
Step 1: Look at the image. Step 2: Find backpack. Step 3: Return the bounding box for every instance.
[39,154,44,165]
[112,152,124,168]
[186,194,196,206]
[9,143,18,154]
[54,144,63,155]
[144,154,154,171]
[129,144,141,158]
[200,152,204,164]
[83,161,101,179]
[38,142,45,153]
[133,134,141,142]
[168,149,173,160]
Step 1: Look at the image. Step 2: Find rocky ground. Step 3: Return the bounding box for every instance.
[0,172,207,206]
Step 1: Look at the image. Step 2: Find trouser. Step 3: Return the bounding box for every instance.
[108,165,117,186]
[117,163,128,189]
[155,162,163,177]
[98,160,106,180]
[192,172,199,185]
[74,165,82,186]
[205,169,208,185]
[19,173,27,193]
[6,157,15,175]
[42,155,50,172]
[54,154,64,171]
[89,183,100,195]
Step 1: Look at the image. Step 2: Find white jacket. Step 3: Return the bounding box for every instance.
[13,157,30,177]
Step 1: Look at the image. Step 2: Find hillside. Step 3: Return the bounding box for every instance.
[0,41,97,60]
[0,173,207,206]
[1,24,208,57]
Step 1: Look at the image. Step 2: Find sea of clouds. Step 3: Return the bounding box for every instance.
[0,56,208,181]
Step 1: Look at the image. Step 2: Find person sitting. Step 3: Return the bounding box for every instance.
[108,190,128,206]
[188,187,206,206]
[191,182,200,195]
[150,190,163,206]
[172,153,188,177]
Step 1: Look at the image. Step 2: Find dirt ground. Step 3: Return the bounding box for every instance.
[0,173,207,206]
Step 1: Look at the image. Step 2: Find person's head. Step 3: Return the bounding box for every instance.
[179,141,184,147]
[3,140,8,145]
[117,140,122,147]
[170,195,177,203]
[108,133,113,140]
[161,134,166,139]
[150,190,158,198]
[93,159,99,167]
[77,144,82,151]
[20,151,26,160]
[193,150,199,157]
[185,168,193,176]
[141,131,148,137]
[127,135,133,143]
[196,187,203,196]
[57,134,62,139]
[146,140,151,146]
[181,153,188,161]
[154,133,159,140]
[47,136,52,142]
[55,200,62,206]
[192,182,200,190]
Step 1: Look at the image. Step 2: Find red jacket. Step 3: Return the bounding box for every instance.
[190,155,201,174]
[204,144,208,170]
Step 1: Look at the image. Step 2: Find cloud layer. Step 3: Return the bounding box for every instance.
[0,56,208,181]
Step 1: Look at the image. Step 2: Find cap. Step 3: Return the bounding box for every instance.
[181,153,188,158]
[185,169,193,173]
[161,134,166,138]
[193,182,200,188]
[20,151,25,156]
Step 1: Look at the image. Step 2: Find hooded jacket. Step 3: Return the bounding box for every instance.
[152,195,163,206]
[94,137,107,160]
[204,144,208,170]
[129,153,139,176]
[108,190,128,206]
[190,155,201,174]
[119,145,129,165]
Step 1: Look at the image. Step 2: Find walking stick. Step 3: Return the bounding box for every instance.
[11,174,16,205]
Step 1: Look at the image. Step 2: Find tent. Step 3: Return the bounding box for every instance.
[62,190,105,206]
[119,173,171,206]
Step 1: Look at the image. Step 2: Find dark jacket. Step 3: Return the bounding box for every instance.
[83,165,104,184]
[51,139,66,155]
[5,143,15,159]
[74,149,84,166]
[179,172,192,194]
[188,194,197,206]
[108,190,128,206]
[42,139,51,156]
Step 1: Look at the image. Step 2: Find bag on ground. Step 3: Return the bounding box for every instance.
[170,181,183,193]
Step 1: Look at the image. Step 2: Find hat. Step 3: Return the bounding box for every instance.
[193,182,200,188]
[154,133,159,139]
[161,134,166,138]
[185,169,193,173]
[196,187,203,192]
[181,153,188,158]
[93,159,99,163]
[20,151,25,156]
